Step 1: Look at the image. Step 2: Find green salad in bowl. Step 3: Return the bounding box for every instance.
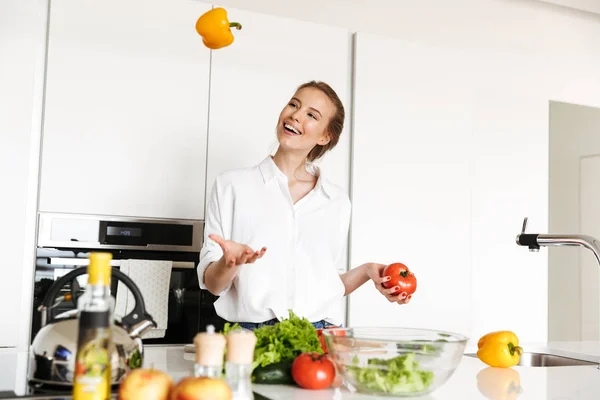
[322,327,468,397]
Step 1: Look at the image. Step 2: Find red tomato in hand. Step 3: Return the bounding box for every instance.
[291,352,336,390]
[382,263,417,296]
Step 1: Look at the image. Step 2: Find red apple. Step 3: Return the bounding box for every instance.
[170,377,232,400]
[118,368,174,400]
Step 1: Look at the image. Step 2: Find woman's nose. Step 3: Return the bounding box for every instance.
[291,111,302,122]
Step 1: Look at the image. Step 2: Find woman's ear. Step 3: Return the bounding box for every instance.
[318,132,332,146]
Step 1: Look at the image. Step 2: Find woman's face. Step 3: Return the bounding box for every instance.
[276,87,335,155]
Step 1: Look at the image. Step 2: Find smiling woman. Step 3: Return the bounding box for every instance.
[197,81,413,331]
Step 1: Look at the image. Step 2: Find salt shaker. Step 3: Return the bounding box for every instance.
[193,325,226,378]
[225,329,257,400]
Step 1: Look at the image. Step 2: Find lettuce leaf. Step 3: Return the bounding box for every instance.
[347,353,435,394]
[221,310,323,371]
[251,310,323,370]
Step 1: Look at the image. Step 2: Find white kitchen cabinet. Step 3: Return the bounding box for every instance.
[348,33,474,336]
[0,0,46,348]
[39,0,212,220]
[204,7,352,323]
[349,32,551,342]
[205,6,352,198]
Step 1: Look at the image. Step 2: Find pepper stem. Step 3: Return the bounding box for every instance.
[508,342,524,356]
[515,346,523,356]
[229,22,242,30]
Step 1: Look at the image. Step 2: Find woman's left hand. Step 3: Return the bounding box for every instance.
[365,263,412,305]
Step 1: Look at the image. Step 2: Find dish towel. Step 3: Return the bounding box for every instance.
[114,259,172,339]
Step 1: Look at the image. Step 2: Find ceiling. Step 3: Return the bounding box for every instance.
[535,0,600,16]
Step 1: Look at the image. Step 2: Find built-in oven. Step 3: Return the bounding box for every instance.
[31,212,225,345]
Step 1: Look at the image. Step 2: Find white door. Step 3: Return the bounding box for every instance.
[39,0,212,220]
[549,101,600,341]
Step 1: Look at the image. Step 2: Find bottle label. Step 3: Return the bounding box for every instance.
[73,311,112,400]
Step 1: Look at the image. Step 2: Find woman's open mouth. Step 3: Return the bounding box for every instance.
[283,122,302,136]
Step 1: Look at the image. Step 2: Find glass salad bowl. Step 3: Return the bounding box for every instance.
[322,327,468,397]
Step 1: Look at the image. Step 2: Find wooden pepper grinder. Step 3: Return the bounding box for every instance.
[193,325,226,378]
[225,329,257,400]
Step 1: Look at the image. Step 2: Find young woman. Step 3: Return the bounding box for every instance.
[197,81,411,330]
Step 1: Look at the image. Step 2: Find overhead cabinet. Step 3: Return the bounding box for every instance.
[39,1,352,221]
[39,0,212,220]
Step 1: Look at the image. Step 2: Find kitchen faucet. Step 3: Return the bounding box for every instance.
[515,217,600,266]
[516,217,600,369]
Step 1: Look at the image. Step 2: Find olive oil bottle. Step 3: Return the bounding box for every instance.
[72,252,114,400]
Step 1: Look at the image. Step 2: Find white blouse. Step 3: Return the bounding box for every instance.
[197,156,351,325]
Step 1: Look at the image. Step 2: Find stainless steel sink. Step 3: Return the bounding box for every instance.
[465,352,599,367]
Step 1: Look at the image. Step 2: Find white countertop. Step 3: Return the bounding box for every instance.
[145,341,600,399]
[3,341,600,399]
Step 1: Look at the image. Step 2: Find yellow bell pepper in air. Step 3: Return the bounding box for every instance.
[477,331,523,368]
[195,8,242,50]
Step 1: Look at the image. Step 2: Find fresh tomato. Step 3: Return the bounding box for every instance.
[316,329,327,353]
[291,352,336,390]
[382,262,417,296]
[316,326,345,354]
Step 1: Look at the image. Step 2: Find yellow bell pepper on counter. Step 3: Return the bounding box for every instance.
[477,331,523,368]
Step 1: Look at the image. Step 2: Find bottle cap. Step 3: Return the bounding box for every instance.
[88,252,112,285]
[226,329,256,364]
[194,325,226,367]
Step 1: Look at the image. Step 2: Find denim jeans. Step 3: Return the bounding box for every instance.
[236,318,338,331]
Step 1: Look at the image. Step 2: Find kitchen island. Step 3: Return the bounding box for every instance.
[2,342,600,399]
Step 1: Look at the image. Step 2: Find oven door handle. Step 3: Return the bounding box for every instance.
[47,257,195,269]
[48,257,121,267]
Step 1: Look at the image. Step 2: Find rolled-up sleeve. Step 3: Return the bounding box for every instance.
[198,178,232,294]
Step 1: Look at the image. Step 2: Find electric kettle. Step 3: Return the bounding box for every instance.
[28,266,157,387]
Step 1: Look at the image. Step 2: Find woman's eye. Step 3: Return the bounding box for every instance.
[308,113,317,120]
[288,102,297,108]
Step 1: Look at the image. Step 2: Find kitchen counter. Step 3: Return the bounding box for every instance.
[2,342,600,399]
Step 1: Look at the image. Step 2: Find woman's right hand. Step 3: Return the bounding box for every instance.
[365,263,411,304]
[209,234,267,268]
